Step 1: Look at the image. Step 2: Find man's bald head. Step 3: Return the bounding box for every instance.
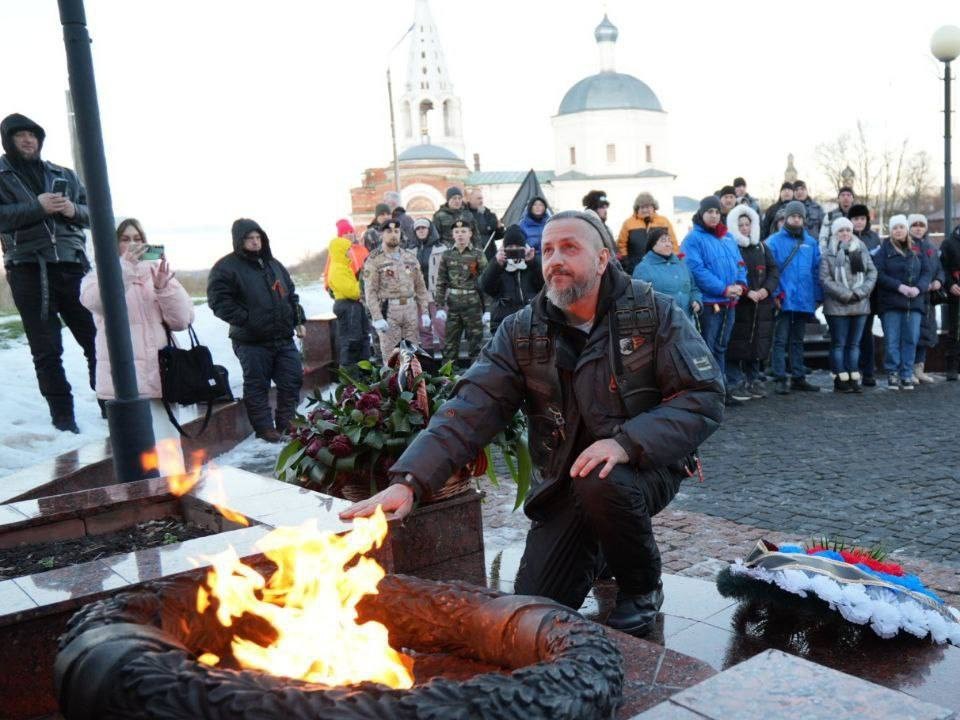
[543,211,607,253]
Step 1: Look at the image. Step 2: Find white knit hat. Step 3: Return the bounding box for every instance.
[907,213,928,228]
[888,214,908,230]
[831,216,853,235]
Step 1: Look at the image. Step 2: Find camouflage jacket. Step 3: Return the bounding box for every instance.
[362,248,432,321]
[435,245,487,307]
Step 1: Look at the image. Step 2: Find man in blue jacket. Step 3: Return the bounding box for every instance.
[766,201,822,394]
[681,196,747,406]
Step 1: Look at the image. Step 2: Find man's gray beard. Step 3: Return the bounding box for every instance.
[546,273,599,309]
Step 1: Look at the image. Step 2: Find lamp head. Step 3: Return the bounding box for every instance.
[931,25,960,63]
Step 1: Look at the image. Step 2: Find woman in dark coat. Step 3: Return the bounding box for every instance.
[725,205,779,398]
[942,224,960,381]
[873,215,933,390]
[907,214,943,384]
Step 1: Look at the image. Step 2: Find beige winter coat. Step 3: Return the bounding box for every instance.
[80,259,194,399]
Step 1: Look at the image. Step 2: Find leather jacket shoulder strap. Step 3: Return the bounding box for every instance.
[610,280,660,416]
[514,305,551,366]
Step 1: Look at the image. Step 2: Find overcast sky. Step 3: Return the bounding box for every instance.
[4,0,959,269]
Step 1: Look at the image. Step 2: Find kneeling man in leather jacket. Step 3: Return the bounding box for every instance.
[342,210,725,636]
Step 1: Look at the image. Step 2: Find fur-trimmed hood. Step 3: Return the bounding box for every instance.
[727,204,760,247]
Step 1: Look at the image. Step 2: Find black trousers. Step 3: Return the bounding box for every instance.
[515,463,683,610]
[233,339,303,434]
[6,262,96,419]
[859,313,876,377]
[946,300,960,365]
[333,298,370,369]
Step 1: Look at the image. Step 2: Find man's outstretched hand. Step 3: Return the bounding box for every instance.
[339,483,414,520]
[570,439,628,479]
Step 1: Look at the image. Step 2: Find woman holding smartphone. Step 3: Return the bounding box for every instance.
[80,218,194,474]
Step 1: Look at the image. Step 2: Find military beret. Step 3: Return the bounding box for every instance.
[452,219,472,231]
[379,219,401,231]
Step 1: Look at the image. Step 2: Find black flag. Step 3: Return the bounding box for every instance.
[500,169,549,227]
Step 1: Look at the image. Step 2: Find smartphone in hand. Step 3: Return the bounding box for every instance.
[141,244,165,261]
[51,178,68,196]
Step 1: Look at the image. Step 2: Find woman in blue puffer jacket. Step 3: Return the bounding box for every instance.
[873,214,933,390]
[518,196,551,254]
[633,227,701,319]
[681,196,747,405]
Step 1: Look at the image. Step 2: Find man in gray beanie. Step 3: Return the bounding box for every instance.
[765,200,822,394]
[432,186,479,246]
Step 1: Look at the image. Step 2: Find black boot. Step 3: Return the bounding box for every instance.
[53,416,80,434]
[947,359,959,382]
[607,581,664,637]
[774,378,790,395]
[791,377,821,392]
[48,396,79,433]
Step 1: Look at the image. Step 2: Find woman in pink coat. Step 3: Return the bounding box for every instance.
[80,218,194,474]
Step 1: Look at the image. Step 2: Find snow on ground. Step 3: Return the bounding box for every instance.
[0,281,332,478]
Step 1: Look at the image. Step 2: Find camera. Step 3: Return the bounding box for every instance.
[505,246,526,261]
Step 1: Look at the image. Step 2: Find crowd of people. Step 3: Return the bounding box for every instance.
[328,178,960,407]
[4,105,960,456]
[0,113,306,456]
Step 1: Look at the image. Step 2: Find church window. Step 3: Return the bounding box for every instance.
[422,66,428,74]
[569,146,576,165]
[645,145,653,163]
[606,144,616,163]
[421,51,426,59]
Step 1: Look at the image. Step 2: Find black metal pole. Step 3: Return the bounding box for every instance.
[58,0,157,482]
[946,61,954,240]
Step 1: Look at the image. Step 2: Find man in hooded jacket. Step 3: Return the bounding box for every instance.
[207,219,305,443]
[0,113,96,433]
[341,211,725,638]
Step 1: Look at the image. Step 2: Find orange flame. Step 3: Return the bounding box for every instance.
[203,466,250,527]
[141,440,205,497]
[198,507,412,688]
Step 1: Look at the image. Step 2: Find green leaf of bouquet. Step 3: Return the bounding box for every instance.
[385,437,409,450]
[514,437,532,510]
[483,445,499,487]
[316,447,336,467]
[335,454,358,472]
[346,426,363,445]
[357,360,374,371]
[275,438,303,473]
[366,431,385,449]
[350,409,365,424]
[399,391,414,402]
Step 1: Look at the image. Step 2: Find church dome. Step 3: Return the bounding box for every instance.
[594,14,618,43]
[557,72,663,115]
[398,143,461,162]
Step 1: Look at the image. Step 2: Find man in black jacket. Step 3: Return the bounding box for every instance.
[761,182,794,239]
[342,211,725,637]
[466,188,503,260]
[479,224,543,334]
[0,113,96,433]
[207,219,305,443]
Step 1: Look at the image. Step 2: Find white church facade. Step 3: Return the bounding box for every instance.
[350,1,689,233]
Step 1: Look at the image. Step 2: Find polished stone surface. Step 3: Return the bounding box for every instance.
[635,649,954,719]
[483,538,960,714]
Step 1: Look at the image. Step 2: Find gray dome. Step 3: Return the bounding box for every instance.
[594,14,618,43]
[398,143,461,162]
[558,72,663,115]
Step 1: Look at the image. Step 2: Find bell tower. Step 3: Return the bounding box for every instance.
[397,0,464,159]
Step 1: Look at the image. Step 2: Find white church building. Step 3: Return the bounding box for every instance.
[350,1,690,232]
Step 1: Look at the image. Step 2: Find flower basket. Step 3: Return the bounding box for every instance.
[276,343,531,507]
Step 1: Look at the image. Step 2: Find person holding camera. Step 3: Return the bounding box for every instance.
[0,113,98,433]
[479,224,543,335]
[208,219,306,442]
[80,219,193,472]
[434,220,487,367]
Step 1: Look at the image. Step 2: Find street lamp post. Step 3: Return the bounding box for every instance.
[58,0,158,482]
[931,25,960,239]
[386,24,415,196]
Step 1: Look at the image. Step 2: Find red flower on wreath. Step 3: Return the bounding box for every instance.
[356,391,383,412]
[328,434,355,458]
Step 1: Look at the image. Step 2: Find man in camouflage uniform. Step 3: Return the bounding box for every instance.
[433,186,479,247]
[435,219,487,366]
[363,219,432,361]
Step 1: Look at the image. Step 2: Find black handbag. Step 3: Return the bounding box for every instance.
[158,324,230,437]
